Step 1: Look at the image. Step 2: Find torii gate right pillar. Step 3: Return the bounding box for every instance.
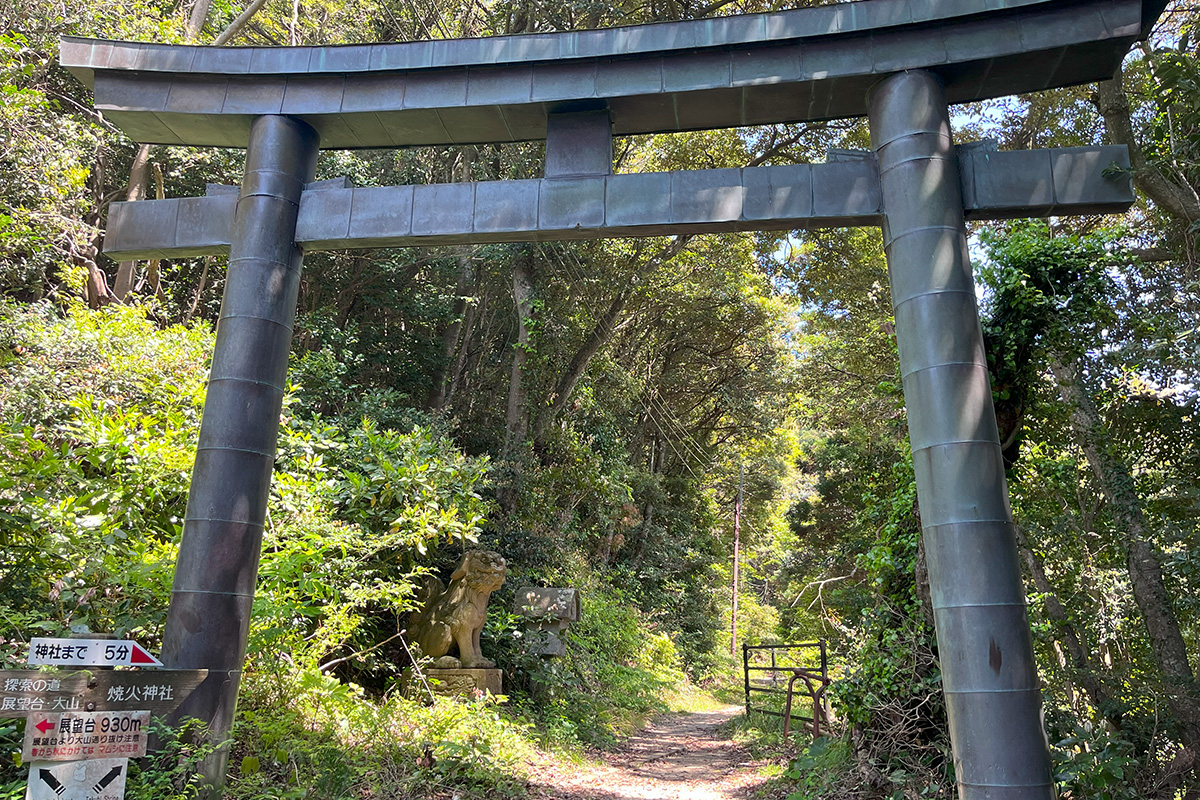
[869,70,1053,800]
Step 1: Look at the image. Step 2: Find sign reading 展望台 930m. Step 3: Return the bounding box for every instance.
[22,709,150,761]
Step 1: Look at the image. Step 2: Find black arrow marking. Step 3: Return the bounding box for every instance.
[94,764,123,792]
[39,768,65,796]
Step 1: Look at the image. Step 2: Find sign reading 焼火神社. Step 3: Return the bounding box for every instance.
[0,670,206,718]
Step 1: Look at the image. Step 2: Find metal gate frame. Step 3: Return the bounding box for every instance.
[742,641,831,737]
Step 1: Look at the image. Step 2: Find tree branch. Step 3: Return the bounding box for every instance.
[1096,64,1200,224]
[214,0,271,45]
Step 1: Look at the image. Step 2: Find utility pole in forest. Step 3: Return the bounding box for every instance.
[730,463,742,656]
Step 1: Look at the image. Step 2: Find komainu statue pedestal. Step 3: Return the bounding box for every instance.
[406,668,502,700]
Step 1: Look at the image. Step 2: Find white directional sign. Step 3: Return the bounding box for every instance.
[27,638,162,667]
[25,758,127,800]
[22,710,149,761]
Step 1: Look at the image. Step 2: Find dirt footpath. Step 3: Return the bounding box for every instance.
[527,706,771,800]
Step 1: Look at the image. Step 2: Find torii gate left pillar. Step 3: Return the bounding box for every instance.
[160,115,317,787]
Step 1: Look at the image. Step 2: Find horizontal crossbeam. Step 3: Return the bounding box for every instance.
[102,145,1132,259]
[62,0,1163,148]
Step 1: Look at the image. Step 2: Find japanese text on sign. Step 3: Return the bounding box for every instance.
[0,669,207,718]
[23,710,149,761]
[27,638,162,667]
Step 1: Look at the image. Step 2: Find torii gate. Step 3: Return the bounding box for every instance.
[62,0,1166,796]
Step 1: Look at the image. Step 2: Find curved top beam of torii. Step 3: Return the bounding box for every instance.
[62,0,1165,149]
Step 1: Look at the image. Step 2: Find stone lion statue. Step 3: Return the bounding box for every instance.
[406,550,507,669]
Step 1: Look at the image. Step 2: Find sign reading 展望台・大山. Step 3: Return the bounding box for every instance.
[0,670,207,717]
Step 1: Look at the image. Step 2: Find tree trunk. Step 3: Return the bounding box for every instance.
[213,0,270,45]
[139,259,165,302]
[1096,64,1200,225]
[428,250,475,411]
[503,250,535,453]
[110,3,211,305]
[1049,353,1200,752]
[530,235,691,444]
[74,240,116,309]
[429,149,478,411]
[531,289,629,443]
[444,293,482,408]
[183,257,212,323]
[136,163,167,303]
[186,0,213,39]
[112,144,153,301]
[1013,523,1121,726]
[631,500,654,571]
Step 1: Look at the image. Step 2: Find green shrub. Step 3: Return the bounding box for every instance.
[229,670,529,800]
[1052,725,1140,800]
[785,736,853,800]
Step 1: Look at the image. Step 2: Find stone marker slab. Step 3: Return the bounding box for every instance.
[405,668,502,700]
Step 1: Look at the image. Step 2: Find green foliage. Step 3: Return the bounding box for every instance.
[1146,42,1200,238]
[256,416,494,678]
[498,584,688,748]
[0,33,100,299]
[785,736,853,800]
[980,221,1199,792]
[228,670,528,800]
[778,219,956,796]
[0,301,719,797]
[979,221,1119,464]
[125,720,220,800]
[0,301,208,643]
[1052,726,1140,800]
[825,455,948,788]
[2,3,1192,797]
[0,303,532,797]
[333,420,492,553]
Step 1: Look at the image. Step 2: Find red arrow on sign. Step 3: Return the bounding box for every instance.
[35,719,54,734]
[130,643,158,665]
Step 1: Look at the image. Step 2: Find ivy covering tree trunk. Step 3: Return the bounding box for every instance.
[1050,353,1200,754]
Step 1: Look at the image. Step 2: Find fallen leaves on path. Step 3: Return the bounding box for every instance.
[526,706,779,800]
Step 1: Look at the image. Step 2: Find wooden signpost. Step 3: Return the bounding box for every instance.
[0,639,206,800]
[0,669,207,717]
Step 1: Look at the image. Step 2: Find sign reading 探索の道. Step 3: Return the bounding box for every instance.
[24,757,128,800]
[0,669,207,717]
[27,638,163,667]
[22,710,150,762]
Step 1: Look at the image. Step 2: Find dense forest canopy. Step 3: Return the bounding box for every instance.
[1,0,1198,798]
